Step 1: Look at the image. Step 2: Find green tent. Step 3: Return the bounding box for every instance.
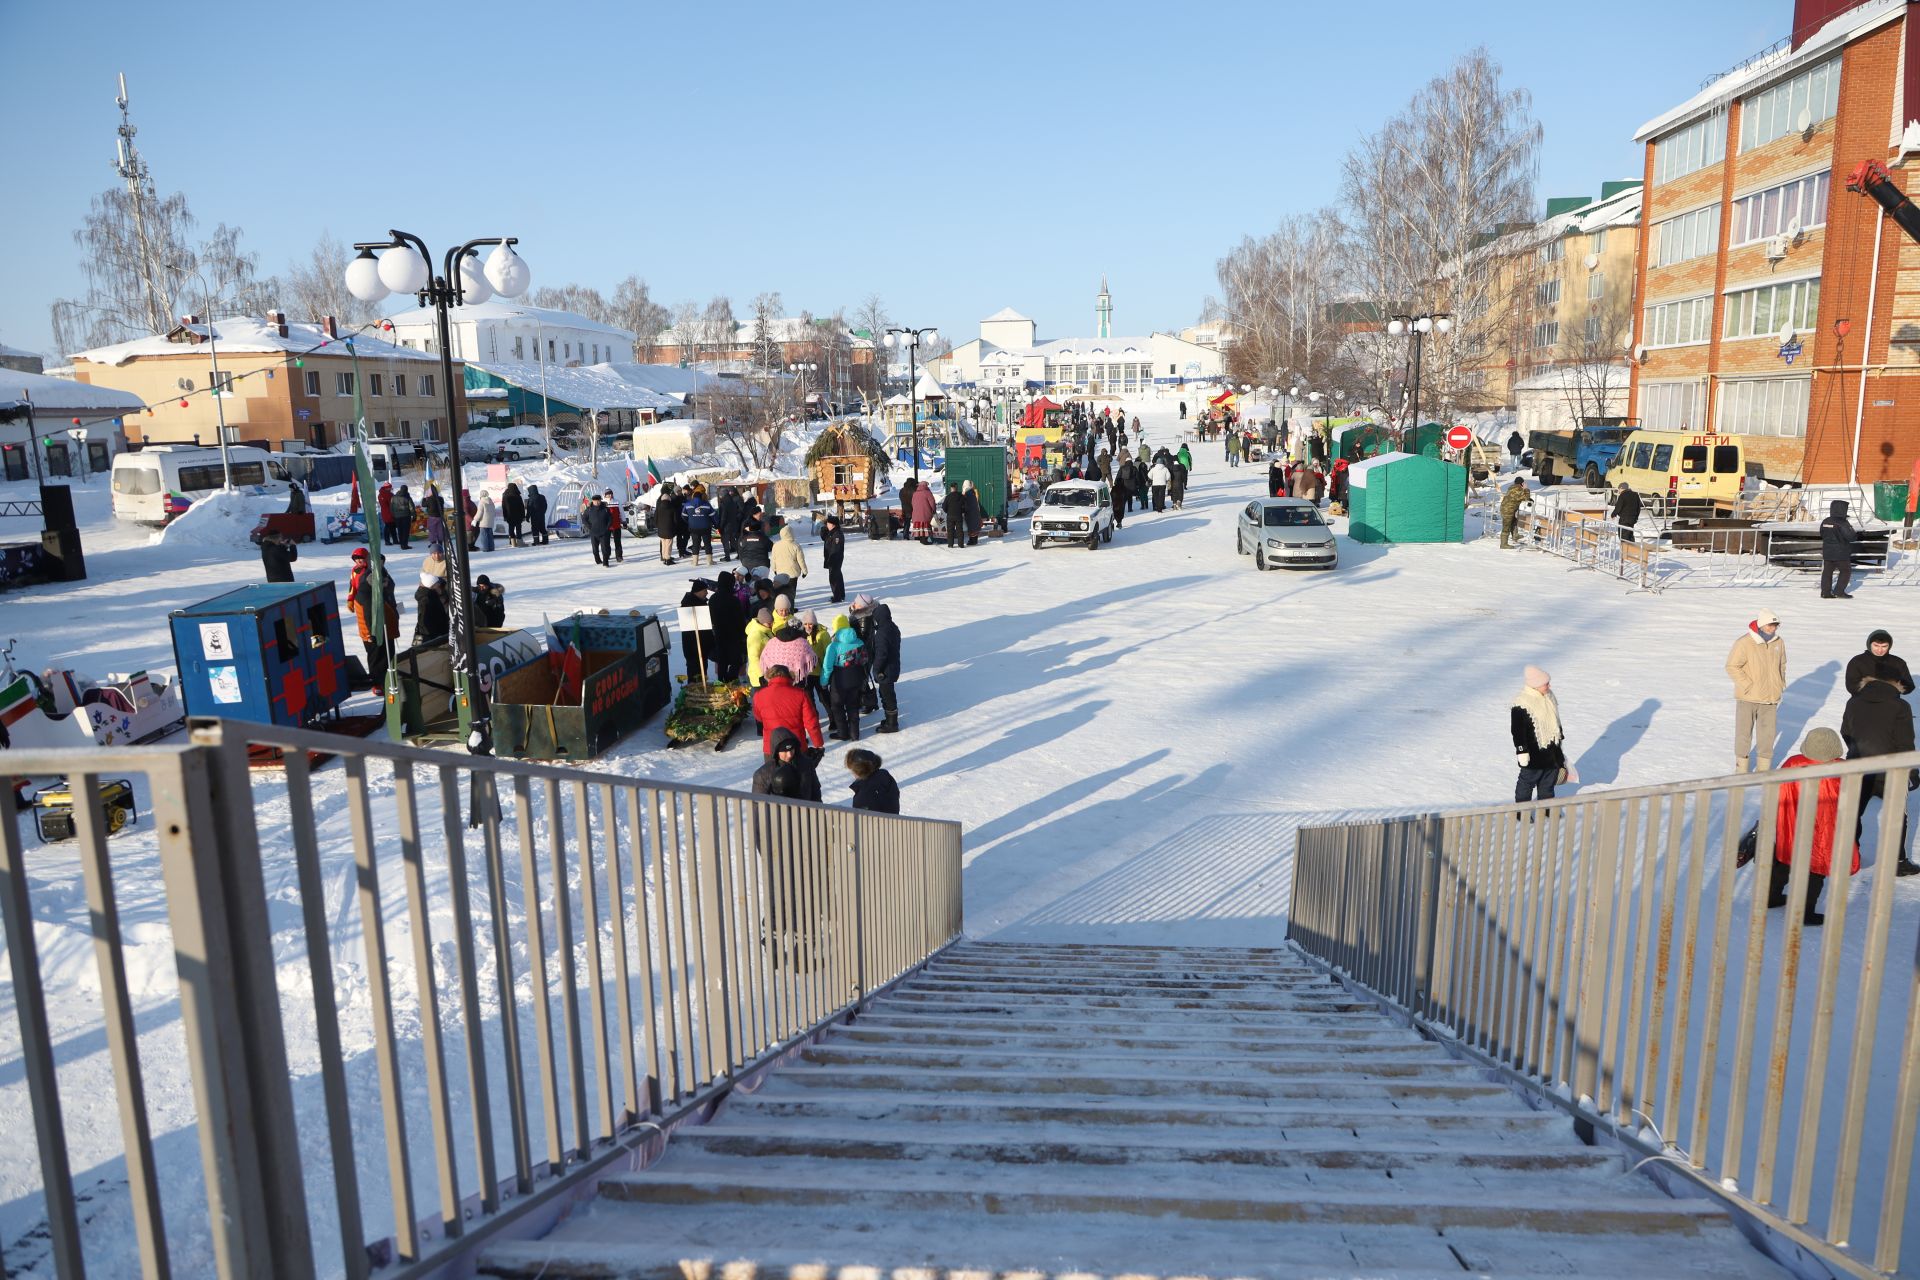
[1333,420,1390,462]
[1346,451,1466,544]
[1401,422,1447,458]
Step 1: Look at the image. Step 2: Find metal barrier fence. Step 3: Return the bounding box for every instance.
[1289,752,1920,1279]
[0,720,963,1279]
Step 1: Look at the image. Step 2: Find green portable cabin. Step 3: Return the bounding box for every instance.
[1346,451,1466,544]
[1333,420,1391,461]
[1401,422,1447,458]
[942,444,1010,529]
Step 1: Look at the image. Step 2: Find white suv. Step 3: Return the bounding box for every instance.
[1031,479,1114,550]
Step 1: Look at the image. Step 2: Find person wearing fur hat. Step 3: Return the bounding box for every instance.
[1511,666,1567,802]
[1769,728,1859,926]
[1845,629,1913,696]
[845,748,900,814]
[1841,659,1920,876]
[1727,610,1786,773]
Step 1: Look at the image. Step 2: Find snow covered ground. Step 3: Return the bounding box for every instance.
[1,399,1916,1276]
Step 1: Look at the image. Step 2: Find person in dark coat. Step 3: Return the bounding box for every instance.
[1268,458,1287,499]
[752,728,822,801]
[845,748,900,814]
[706,570,747,681]
[679,578,716,683]
[1846,629,1914,695]
[1110,472,1128,530]
[1511,665,1567,802]
[682,488,716,565]
[501,482,525,546]
[1507,430,1525,467]
[963,483,983,544]
[654,485,680,564]
[897,476,918,541]
[853,595,902,733]
[1609,483,1642,543]
[1841,659,1920,875]
[260,531,298,582]
[942,484,965,547]
[581,494,613,566]
[1169,459,1188,509]
[390,484,415,549]
[526,483,548,545]
[820,514,847,603]
[413,569,450,646]
[1178,400,1187,420]
[738,516,773,577]
[285,482,307,516]
[421,484,447,552]
[717,488,745,559]
[1820,499,1858,598]
[472,574,507,629]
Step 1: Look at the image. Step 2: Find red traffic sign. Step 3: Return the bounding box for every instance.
[1445,425,1474,450]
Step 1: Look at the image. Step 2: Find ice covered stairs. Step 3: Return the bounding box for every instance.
[478,941,1785,1280]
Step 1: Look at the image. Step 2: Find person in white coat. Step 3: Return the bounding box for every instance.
[471,491,497,552]
[1147,460,1171,512]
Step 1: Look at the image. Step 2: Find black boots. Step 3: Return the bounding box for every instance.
[877,714,900,734]
[1767,860,1827,925]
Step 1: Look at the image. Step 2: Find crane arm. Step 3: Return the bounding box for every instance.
[1846,159,1920,245]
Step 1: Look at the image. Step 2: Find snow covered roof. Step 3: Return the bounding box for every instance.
[981,307,1030,322]
[602,362,731,398]
[385,300,636,340]
[0,368,146,414]
[1634,0,1903,142]
[468,360,683,411]
[1031,337,1156,357]
[0,342,40,361]
[915,371,947,400]
[1347,451,1415,488]
[1513,363,1630,393]
[73,317,435,366]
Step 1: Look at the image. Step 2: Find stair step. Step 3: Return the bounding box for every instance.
[770,1062,1488,1101]
[479,1200,1775,1279]
[833,1025,1430,1054]
[595,1166,1729,1234]
[794,1044,1466,1077]
[851,1008,1397,1036]
[877,992,1375,1015]
[671,1128,1618,1175]
[722,1090,1561,1128]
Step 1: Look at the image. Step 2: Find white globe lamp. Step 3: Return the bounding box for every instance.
[1387,319,1406,337]
[344,249,391,303]
[1434,316,1453,335]
[457,251,493,305]
[484,242,531,298]
[376,244,429,295]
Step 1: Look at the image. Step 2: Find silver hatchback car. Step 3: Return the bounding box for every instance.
[1236,497,1337,570]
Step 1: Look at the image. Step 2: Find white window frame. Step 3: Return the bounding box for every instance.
[1715,375,1811,437]
[1740,57,1839,153]
[335,371,355,396]
[420,374,436,398]
[1644,294,1715,348]
[1588,271,1606,301]
[1730,170,1830,246]
[1722,275,1821,340]
[1655,112,1727,184]
[1531,320,1560,350]
[393,373,407,397]
[304,370,321,397]
[1654,204,1720,268]
[1536,278,1562,307]
[1639,378,1709,430]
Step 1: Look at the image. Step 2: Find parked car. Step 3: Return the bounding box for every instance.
[1031,479,1113,550]
[1606,429,1761,507]
[1235,497,1338,570]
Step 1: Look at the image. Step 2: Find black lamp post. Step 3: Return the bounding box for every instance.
[882,326,939,481]
[1386,312,1453,432]
[345,230,532,754]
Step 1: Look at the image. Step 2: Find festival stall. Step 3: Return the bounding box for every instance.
[1346,452,1466,544]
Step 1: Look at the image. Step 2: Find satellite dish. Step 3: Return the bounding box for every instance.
[1622,333,1637,352]
[1786,214,1803,240]
[1585,253,1601,271]
[1796,105,1814,135]
[1778,323,1797,347]
[176,377,194,391]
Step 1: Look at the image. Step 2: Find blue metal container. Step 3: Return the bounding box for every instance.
[168,582,351,726]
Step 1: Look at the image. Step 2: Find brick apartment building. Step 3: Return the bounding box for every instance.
[1629,0,1920,483]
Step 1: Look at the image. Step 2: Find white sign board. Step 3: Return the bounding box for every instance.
[676,606,712,632]
[199,622,233,661]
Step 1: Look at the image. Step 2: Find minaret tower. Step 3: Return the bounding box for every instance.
[1095,276,1112,339]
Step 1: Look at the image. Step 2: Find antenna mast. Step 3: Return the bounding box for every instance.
[114,72,172,335]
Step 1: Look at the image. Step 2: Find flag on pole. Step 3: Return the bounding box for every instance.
[645,456,663,490]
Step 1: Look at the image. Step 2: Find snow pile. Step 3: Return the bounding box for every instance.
[148,490,279,548]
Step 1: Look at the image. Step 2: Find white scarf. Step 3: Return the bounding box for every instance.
[1514,686,1563,747]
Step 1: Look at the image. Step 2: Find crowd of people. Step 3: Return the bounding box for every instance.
[1511,618,1918,928]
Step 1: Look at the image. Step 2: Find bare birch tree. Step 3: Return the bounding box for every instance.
[281,231,379,326]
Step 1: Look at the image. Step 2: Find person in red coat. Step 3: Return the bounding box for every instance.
[1769,727,1859,926]
[752,667,823,756]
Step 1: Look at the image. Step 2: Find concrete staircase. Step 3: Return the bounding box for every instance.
[480,941,1783,1280]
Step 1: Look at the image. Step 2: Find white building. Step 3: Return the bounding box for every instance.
[383,301,635,369]
[929,286,1223,398]
[1,368,143,481]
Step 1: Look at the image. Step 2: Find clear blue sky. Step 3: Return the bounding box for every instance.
[3,0,1779,357]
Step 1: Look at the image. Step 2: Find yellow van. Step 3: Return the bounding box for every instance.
[1605,430,1758,506]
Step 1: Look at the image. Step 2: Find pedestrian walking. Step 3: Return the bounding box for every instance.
[1767,728,1858,926]
[897,476,918,542]
[1268,457,1288,499]
[377,481,395,544]
[1169,457,1187,509]
[910,482,937,543]
[501,482,525,546]
[1507,430,1525,469]
[1846,628,1914,695]
[526,483,548,545]
[820,514,847,603]
[1148,458,1170,512]
[1511,665,1568,802]
[845,748,900,814]
[851,594,901,732]
[1820,499,1858,598]
[1609,482,1641,543]
[1726,609,1786,772]
[1499,475,1530,548]
[1841,660,1920,876]
[582,493,613,567]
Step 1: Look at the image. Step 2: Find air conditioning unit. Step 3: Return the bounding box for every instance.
[1765,234,1791,262]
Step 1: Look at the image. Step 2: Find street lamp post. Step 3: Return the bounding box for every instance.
[787,361,817,418]
[1386,312,1453,432]
[881,326,939,481]
[346,230,532,755]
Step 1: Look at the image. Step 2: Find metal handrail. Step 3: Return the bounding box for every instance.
[1288,750,1920,1279]
[1,720,963,1279]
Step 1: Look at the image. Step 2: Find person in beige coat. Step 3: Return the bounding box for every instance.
[1726,609,1787,772]
[771,524,809,584]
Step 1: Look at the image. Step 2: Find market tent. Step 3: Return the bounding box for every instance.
[1346,451,1466,544]
[1020,396,1062,429]
[1333,421,1391,462]
[1209,389,1237,407]
[1401,422,1447,459]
